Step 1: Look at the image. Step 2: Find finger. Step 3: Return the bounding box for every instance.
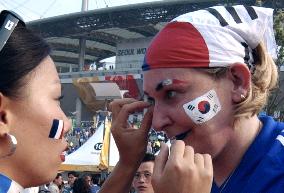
[153,142,169,178]
[183,145,195,165]
[194,153,204,169]
[139,107,153,139]
[115,101,151,129]
[168,140,185,163]
[203,154,213,171]
[109,98,137,120]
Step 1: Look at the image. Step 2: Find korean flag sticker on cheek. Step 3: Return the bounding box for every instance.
[183,90,221,124]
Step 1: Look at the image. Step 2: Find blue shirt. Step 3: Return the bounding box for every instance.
[91,185,100,193]
[0,173,24,193]
[211,116,284,193]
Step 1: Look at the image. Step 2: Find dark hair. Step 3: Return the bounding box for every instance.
[55,173,62,180]
[142,153,155,163]
[0,22,51,98]
[73,177,92,193]
[92,174,100,185]
[68,171,79,177]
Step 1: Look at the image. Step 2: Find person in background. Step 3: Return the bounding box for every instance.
[90,174,101,193]
[132,153,155,193]
[63,171,78,193]
[48,173,63,193]
[0,10,71,192]
[73,177,92,193]
[99,4,284,193]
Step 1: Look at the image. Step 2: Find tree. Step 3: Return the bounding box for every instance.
[265,8,284,119]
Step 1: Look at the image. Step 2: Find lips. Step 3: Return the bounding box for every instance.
[60,151,66,162]
[138,186,147,191]
[174,130,191,140]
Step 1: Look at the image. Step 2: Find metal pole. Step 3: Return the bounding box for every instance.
[75,97,82,128]
[75,0,89,127]
[82,0,89,11]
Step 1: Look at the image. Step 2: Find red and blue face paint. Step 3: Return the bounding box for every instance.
[155,79,186,91]
[183,89,221,124]
[49,119,64,140]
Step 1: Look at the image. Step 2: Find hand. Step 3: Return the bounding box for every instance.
[109,98,153,166]
[152,141,213,193]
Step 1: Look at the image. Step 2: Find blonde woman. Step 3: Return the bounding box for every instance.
[99,5,284,193]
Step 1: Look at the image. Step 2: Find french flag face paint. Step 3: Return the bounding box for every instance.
[49,119,64,140]
[183,90,221,124]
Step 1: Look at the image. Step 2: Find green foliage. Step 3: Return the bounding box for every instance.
[265,9,284,118]
[274,9,284,66]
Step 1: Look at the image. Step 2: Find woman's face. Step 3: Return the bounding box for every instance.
[6,56,71,187]
[143,68,235,157]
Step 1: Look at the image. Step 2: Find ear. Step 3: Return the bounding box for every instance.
[228,63,251,103]
[0,93,10,137]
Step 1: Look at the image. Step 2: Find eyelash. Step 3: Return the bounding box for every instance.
[146,97,155,106]
[57,95,64,101]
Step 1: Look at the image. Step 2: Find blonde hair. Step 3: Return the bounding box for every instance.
[202,42,278,118]
[236,42,278,118]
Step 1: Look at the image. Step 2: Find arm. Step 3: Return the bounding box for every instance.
[98,99,153,193]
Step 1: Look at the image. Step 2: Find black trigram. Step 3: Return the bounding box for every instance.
[197,116,204,123]
[213,104,219,113]
[187,104,195,111]
[207,93,214,100]
[206,6,258,27]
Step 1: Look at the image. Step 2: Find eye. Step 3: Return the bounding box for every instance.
[144,172,152,178]
[134,173,140,179]
[146,97,155,106]
[165,90,176,99]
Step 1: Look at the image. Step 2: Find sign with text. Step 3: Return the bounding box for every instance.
[115,37,152,69]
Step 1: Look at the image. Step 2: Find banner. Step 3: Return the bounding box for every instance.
[99,117,111,170]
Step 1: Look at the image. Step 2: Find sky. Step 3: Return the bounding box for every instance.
[0,0,161,22]
[0,0,162,63]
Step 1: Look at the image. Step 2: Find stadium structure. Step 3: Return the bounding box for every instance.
[27,0,282,126]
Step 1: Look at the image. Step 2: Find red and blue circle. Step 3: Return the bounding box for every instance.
[198,100,210,114]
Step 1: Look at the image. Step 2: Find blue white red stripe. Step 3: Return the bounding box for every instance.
[49,119,64,139]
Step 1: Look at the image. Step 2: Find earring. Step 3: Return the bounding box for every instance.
[240,94,246,101]
[0,133,17,159]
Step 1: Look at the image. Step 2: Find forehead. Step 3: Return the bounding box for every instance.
[137,161,154,172]
[29,56,60,87]
[143,68,195,91]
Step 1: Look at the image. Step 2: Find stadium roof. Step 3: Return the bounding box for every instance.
[28,0,254,70]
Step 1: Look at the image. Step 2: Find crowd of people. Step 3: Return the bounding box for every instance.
[0,3,284,193]
[37,172,103,193]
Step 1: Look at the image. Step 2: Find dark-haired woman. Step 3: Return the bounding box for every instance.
[0,10,71,192]
[73,177,92,193]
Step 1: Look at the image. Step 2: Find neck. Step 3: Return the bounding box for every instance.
[213,115,262,186]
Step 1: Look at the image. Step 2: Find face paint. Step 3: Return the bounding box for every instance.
[155,79,186,91]
[49,119,64,139]
[183,90,221,124]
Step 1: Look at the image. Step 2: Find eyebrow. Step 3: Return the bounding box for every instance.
[155,79,186,91]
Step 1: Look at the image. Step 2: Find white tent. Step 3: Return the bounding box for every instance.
[59,120,120,171]
[59,123,105,171]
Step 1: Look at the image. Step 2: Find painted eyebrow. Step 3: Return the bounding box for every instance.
[155,79,187,92]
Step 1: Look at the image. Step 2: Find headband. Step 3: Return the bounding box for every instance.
[142,5,277,71]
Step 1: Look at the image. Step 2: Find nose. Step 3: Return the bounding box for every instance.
[138,175,147,183]
[151,103,171,132]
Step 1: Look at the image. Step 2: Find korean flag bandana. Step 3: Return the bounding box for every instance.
[183,90,221,124]
[143,5,277,71]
